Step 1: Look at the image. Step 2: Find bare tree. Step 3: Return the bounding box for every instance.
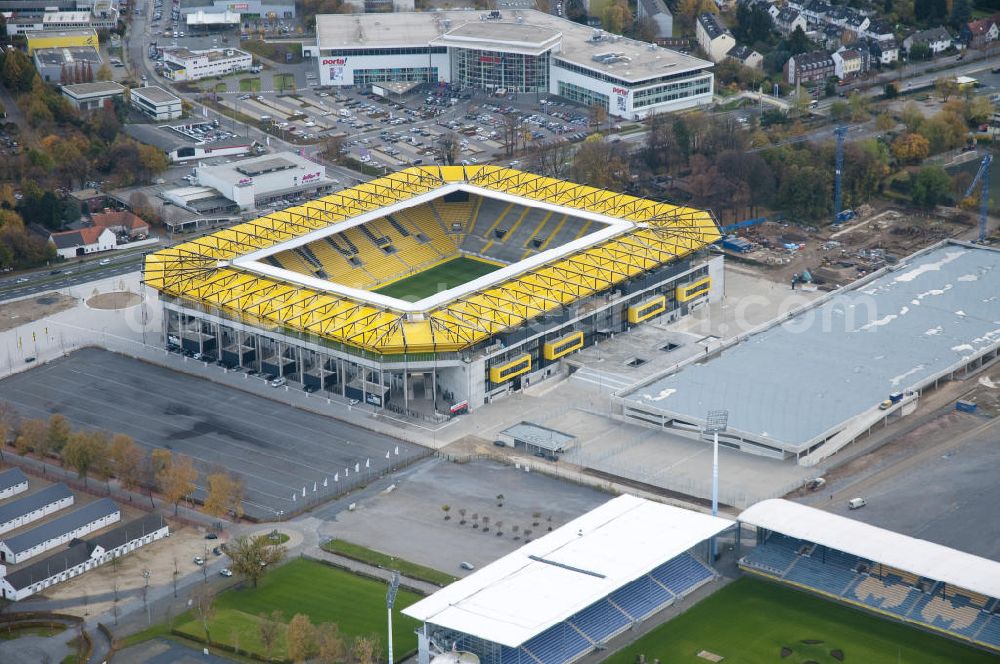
[192,584,216,643]
[257,610,283,662]
[438,132,460,165]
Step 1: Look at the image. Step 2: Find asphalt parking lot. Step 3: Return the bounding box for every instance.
[114,638,234,664]
[804,411,1000,561]
[320,456,611,574]
[0,348,425,520]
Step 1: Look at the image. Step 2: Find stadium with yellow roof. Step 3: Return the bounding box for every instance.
[144,165,723,414]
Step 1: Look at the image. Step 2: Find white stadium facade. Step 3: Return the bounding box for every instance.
[404,495,730,664]
[307,9,714,120]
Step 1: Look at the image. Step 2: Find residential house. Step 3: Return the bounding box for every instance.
[817,24,845,50]
[862,18,895,42]
[861,37,899,66]
[785,49,835,85]
[726,44,763,69]
[774,7,807,36]
[90,209,150,239]
[0,468,29,502]
[1,513,168,601]
[903,27,953,55]
[832,48,865,80]
[48,226,117,259]
[636,0,673,40]
[962,18,998,50]
[696,13,736,63]
[798,0,832,24]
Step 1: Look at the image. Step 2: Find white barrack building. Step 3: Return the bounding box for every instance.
[405,495,730,664]
[311,9,713,120]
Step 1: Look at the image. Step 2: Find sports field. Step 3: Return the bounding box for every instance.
[604,577,1000,664]
[176,559,422,660]
[373,256,499,301]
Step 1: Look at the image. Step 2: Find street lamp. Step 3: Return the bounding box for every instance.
[704,409,728,560]
[142,568,151,625]
[386,572,400,664]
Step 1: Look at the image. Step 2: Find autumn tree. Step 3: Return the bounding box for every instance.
[602,0,634,35]
[95,63,113,81]
[286,613,317,664]
[45,413,72,459]
[63,430,108,485]
[257,610,283,662]
[351,634,382,664]
[934,77,959,102]
[203,472,245,521]
[15,418,46,455]
[874,112,896,132]
[891,132,930,165]
[227,534,286,588]
[316,623,347,663]
[138,144,169,180]
[0,402,18,448]
[571,136,631,191]
[918,110,966,154]
[158,453,198,515]
[438,132,460,165]
[110,434,143,490]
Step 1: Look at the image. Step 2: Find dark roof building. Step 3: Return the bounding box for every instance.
[0,483,74,533]
[0,468,29,499]
[0,498,120,563]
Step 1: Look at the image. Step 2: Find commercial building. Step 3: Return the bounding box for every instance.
[184,8,240,27]
[0,484,73,535]
[60,80,125,112]
[6,9,117,35]
[32,45,102,84]
[130,85,183,121]
[0,498,120,563]
[1,513,168,601]
[311,9,714,120]
[161,47,252,82]
[48,226,117,258]
[178,0,294,19]
[124,122,252,163]
[194,151,334,209]
[25,27,97,54]
[0,469,29,502]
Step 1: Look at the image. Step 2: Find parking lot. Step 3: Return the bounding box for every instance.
[0,348,425,520]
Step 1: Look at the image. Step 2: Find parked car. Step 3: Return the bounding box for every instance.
[193,556,205,565]
[219,568,233,577]
[204,533,218,540]
[848,497,867,510]
[270,376,287,388]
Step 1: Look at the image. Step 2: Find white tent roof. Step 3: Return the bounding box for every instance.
[403,495,731,647]
[739,499,1000,599]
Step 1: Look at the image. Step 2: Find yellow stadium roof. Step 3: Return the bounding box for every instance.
[144,166,720,355]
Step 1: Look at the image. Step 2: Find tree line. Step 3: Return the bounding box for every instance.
[0,404,244,519]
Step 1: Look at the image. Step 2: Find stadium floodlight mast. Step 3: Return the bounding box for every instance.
[387,571,401,664]
[704,409,729,560]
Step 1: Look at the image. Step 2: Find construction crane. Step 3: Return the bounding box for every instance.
[965,154,993,243]
[833,126,850,224]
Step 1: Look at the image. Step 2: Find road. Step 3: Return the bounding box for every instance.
[0,250,147,302]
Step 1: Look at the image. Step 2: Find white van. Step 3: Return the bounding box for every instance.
[848,497,867,510]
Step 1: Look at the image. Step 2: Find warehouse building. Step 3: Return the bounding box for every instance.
[61,80,125,112]
[32,45,102,84]
[0,498,120,563]
[124,122,252,163]
[194,151,334,210]
[0,513,168,601]
[177,0,294,19]
[0,469,29,502]
[0,483,74,537]
[311,9,713,120]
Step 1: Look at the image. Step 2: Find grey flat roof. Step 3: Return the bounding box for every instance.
[316,10,711,83]
[0,468,28,493]
[132,85,181,104]
[500,421,576,451]
[0,483,72,525]
[34,46,101,65]
[625,242,1000,451]
[2,498,119,555]
[62,81,126,97]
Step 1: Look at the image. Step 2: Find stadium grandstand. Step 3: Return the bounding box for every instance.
[738,499,1000,653]
[144,165,721,416]
[404,495,730,664]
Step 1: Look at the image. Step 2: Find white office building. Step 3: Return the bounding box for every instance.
[310,9,714,120]
[161,47,252,82]
[195,151,335,210]
[130,85,183,120]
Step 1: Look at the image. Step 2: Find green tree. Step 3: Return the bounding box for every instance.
[911,165,952,208]
[829,100,850,121]
[918,110,967,154]
[883,82,899,99]
[783,26,813,55]
[934,77,959,101]
[226,534,286,588]
[908,43,931,61]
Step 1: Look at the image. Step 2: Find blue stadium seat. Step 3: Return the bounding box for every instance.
[568,599,630,643]
[784,555,855,597]
[521,622,591,664]
[608,575,673,620]
[650,553,714,595]
[741,544,798,576]
[975,614,1000,648]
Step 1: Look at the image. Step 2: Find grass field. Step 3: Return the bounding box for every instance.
[604,577,1000,664]
[322,539,458,587]
[373,256,500,302]
[176,559,422,660]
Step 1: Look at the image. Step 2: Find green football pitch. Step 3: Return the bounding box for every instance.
[603,577,1000,664]
[373,256,500,302]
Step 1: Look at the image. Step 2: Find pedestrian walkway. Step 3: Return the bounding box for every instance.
[303,545,442,595]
